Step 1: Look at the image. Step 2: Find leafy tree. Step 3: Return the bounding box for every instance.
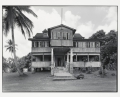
[101,30,117,70]
[5,39,17,58]
[89,30,117,71]
[2,6,37,76]
[2,56,9,72]
[17,53,32,72]
[89,30,105,39]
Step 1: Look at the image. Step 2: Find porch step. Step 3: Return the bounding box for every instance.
[53,76,76,81]
[53,71,76,81]
[54,67,68,73]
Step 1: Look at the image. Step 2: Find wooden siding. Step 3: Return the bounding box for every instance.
[32,47,51,52]
[32,62,51,67]
[73,48,100,52]
[73,62,101,67]
[50,40,73,46]
[73,62,84,67]
[51,27,73,40]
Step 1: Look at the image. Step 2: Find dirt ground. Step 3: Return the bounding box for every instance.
[2,70,117,92]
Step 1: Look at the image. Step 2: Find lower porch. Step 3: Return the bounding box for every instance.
[31,47,101,75]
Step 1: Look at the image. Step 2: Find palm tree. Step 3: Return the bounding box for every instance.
[5,39,17,58]
[3,6,37,75]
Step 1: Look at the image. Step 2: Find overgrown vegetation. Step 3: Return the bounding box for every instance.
[3,53,32,73]
[89,30,117,71]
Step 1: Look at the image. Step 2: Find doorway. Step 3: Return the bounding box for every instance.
[57,58,61,66]
[55,56,65,67]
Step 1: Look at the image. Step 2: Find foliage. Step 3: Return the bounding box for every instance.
[2,57,9,72]
[3,56,17,72]
[5,39,17,56]
[86,67,92,74]
[17,53,32,70]
[2,6,37,37]
[89,30,117,70]
[75,74,84,79]
[2,6,37,75]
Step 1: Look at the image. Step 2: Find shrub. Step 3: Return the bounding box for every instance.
[86,70,92,74]
[111,73,115,76]
[98,70,107,76]
[76,74,84,79]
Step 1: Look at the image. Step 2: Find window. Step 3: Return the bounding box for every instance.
[57,32,60,39]
[73,42,76,47]
[32,41,34,47]
[40,41,45,47]
[53,32,56,39]
[73,41,78,47]
[90,42,95,48]
[86,42,90,48]
[95,42,100,48]
[63,32,67,40]
[82,42,86,48]
[45,41,49,47]
[78,42,83,48]
[67,33,68,40]
[35,41,39,47]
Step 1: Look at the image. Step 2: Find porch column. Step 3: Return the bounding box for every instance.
[43,53,44,62]
[99,54,100,61]
[51,48,54,75]
[76,53,77,62]
[66,52,69,72]
[70,48,73,73]
[88,54,89,62]
[39,41,41,47]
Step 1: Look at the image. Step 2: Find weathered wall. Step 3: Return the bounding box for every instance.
[32,47,51,52]
[73,62,101,67]
[32,62,51,67]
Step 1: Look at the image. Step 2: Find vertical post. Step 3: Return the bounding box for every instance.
[43,53,44,61]
[88,54,89,62]
[66,52,69,72]
[39,41,40,47]
[67,53,69,63]
[70,48,73,73]
[51,48,54,75]
[99,54,100,61]
[76,53,77,62]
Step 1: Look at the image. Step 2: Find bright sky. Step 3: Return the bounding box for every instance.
[3,6,117,58]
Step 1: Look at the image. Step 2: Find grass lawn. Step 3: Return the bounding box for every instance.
[2,70,117,92]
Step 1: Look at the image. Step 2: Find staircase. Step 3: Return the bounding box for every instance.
[53,67,76,81]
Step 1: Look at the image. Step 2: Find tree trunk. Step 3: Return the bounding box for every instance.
[11,25,23,76]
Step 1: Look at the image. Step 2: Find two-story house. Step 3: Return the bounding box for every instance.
[28,24,101,75]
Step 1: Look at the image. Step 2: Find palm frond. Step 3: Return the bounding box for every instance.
[15,11,34,37]
[17,6,37,17]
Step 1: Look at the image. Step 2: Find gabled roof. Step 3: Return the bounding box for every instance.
[48,24,76,37]
[48,24,76,31]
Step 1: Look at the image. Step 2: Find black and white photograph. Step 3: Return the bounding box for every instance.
[2,4,118,92]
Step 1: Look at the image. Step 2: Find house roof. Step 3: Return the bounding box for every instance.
[48,24,76,37]
[33,33,49,39]
[28,33,49,41]
[73,33,84,39]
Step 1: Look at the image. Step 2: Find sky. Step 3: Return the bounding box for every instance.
[3,6,117,59]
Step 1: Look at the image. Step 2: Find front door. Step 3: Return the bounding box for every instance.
[55,56,64,67]
[57,58,61,66]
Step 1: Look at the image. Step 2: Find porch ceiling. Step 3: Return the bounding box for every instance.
[54,47,70,54]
